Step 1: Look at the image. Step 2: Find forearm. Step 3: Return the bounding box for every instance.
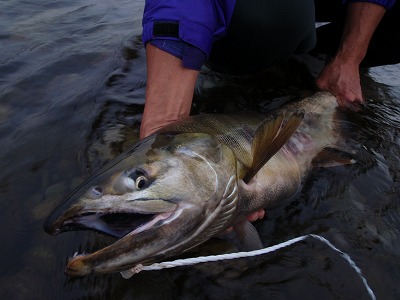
[316,2,387,104]
[140,1,236,139]
[140,44,199,139]
[335,2,386,65]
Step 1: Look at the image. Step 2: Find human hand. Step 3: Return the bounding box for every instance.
[316,57,364,110]
[246,209,265,222]
[224,209,265,233]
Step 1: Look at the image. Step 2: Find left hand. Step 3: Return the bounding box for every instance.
[316,57,364,109]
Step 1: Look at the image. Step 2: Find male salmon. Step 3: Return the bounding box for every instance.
[44,92,352,276]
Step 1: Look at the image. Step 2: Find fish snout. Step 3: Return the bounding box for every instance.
[65,255,92,277]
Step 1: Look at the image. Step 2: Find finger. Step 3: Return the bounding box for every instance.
[337,94,364,111]
[246,209,265,222]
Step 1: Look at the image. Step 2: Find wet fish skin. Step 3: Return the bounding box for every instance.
[44,91,344,276]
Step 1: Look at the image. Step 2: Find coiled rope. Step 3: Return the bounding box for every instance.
[120,234,376,300]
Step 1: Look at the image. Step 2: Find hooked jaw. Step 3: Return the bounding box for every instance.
[61,201,205,276]
[62,206,193,276]
[44,198,189,276]
[66,254,91,276]
[63,215,164,276]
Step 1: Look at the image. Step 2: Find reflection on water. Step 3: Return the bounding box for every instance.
[1,0,400,299]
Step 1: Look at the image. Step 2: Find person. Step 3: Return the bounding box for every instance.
[139,0,398,222]
[314,0,398,107]
[140,0,398,139]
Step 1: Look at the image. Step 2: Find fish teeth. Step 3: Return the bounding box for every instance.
[68,251,84,260]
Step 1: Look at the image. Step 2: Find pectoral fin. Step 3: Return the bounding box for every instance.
[222,220,263,251]
[312,147,356,167]
[243,111,304,183]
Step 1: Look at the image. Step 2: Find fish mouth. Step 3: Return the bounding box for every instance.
[59,211,166,238]
[46,198,199,276]
[46,199,178,239]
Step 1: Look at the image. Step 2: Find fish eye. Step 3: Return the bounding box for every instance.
[126,169,150,190]
[135,175,148,189]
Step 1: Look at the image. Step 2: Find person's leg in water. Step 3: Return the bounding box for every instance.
[207,0,316,75]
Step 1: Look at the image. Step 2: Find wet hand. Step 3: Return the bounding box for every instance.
[225,209,265,233]
[246,209,265,223]
[316,58,364,110]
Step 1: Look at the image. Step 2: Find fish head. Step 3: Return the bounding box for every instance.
[44,132,238,276]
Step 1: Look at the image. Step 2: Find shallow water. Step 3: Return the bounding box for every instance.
[1,1,400,299]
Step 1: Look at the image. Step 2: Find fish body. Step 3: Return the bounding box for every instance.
[44,92,347,276]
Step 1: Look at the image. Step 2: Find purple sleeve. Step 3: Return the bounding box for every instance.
[150,39,206,70]
[142,0,236,57]
[343,0,396,9]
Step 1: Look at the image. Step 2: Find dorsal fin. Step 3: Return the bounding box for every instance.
[243,111,304,183]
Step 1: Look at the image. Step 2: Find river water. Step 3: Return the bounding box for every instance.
[1,0,400,299]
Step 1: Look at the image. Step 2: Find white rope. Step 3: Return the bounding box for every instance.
[120,234,376,300]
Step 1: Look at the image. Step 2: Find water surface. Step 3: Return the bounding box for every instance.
[1,1,400,299]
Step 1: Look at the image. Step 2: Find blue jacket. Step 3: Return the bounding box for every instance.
[344,0,395,9]
[142,0,396,68]
[142,0,235,58]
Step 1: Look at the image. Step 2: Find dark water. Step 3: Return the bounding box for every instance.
[1,0,400,299]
